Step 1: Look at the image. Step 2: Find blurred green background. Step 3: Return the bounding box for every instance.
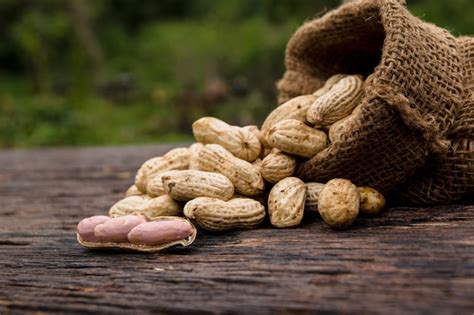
[0,0,472,148]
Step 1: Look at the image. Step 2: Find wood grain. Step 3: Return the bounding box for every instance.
[0,145,473,314]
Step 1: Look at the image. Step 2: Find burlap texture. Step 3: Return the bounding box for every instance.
[276,0,473,204]
[396,37,474,204]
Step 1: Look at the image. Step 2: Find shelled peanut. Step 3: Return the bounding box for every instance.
[77,215,196,252]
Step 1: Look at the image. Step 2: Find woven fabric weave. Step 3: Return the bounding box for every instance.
[276,0,473,203]
[396,37,474,204]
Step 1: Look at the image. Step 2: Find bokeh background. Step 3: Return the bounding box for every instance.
[0,0,472,148]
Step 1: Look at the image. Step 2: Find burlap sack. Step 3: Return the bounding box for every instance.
[396,37,474,204]
[276,0,473,204]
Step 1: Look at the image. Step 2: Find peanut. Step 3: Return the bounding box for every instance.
[358,187,385,215]
[307,75,364,127]
[313,74,348,97]
[252,158,263,168]
[305,182,325,212]
[231,192,268,206]
[162,170,234,201]
[125,184,143,197]
[261,148,297,184]
[318,179,360,229]
[328,114,355,143]
[195,144,265,196]
[261,95,317,147]
[268,177,307,228]
[242,125,264,147]
[77,215,110,242]
[109,195,182,219]
[135,147,190,193]
[188,142,204,170]
[243,125,271,159]
[184,197,265,232]
[94,215,147,242]
[192,117,261,162]
[128,219,194,246]
[146,170,181,197]
[77,216,197,252]
[268,119,327,158]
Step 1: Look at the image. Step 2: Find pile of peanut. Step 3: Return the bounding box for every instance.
[77,74,385,252]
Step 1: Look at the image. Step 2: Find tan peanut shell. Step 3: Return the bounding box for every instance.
[192,117,261,162]
[231,192,268,206]
[358,187,385,215]
[188,142,204,170]
[77,216,196,253]
[243,125,271,159]
[268,119,327,158]
[109,195,182,219]
[162,170,234,201]
[313,74,348,97]
[195,144,265,196]
[328,114,356,143]
[262,147,273,158]
[135,148,190,193]
[318,179,360,229]
[146,170,181,197]
[261,95,317,147]
[307,75,364,127]
[252,158,263,169]
[261,149,297,184]
[125,184,144,197]
[268,177,307,228]
[183,197,265,232]
[305,182,325,212]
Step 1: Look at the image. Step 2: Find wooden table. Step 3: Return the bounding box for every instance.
[1,145,473,314]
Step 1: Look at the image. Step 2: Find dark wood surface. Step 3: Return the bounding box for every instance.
[0,145,473,314]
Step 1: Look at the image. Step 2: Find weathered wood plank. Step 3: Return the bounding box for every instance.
[0,145,473,314]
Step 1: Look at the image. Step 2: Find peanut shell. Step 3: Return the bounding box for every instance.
[162,170,234,201]
[318,179,360,229]
[193,117,261,162]
[358,187,385,215]
[260,149,297,184]
[195,144,264,196]
[268,119,327,158]
[307,75,364,126]
[184,197,265,232]
[268,177,307,228]
[261,95,316,147]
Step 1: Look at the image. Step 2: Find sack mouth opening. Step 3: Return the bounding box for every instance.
[286,1,386,83]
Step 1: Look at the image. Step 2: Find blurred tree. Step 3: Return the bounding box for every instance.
[0,0,471,148]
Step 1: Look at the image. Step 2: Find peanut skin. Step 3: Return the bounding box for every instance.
[77,215,110,242]
[94,215,147,242]
[127,220,194,246]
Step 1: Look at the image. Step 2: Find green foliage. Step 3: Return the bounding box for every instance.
[0,0,472,148]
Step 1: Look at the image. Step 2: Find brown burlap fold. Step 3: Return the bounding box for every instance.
[276,0,473,204]
[396,37,474,204]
